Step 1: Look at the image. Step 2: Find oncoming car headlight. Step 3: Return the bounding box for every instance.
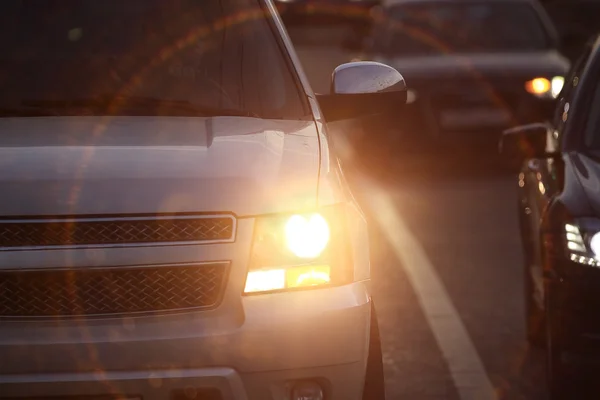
[525,76,564,99]
[285,214,330,258]
[564,220,600,267]
[243,205,352,294]
[551,76,565,98]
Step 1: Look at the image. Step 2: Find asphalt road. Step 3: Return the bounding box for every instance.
[288,27,548,400]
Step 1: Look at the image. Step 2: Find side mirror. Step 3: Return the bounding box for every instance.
[316,61,407,122]
[499,122,553,162]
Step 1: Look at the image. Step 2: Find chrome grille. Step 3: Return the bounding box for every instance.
[0,263,228,317]
[0,215,235,248]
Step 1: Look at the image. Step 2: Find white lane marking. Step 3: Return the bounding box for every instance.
[360,179,497,400]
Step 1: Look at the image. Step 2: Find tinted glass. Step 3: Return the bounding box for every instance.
[582,46,600,148]
[371,1,551,56]
[553,44,591,134]
[0,0,308,119]
[583,82,600,148]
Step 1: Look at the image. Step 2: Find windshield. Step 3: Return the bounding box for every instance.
[371,1,551,56]
[0,0,308,119]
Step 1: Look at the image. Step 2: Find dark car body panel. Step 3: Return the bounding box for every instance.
[571,153,600,216]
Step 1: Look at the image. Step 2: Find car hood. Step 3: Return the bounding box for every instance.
[375,51,570,82]
[0,116,320,217]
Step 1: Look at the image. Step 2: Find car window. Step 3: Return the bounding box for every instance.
[0,0,309,120]
[583,83,600,148]
[582,48,600,148]
[553,42,592,140]
[370,1,551,55]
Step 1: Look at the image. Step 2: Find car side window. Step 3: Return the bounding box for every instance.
[553,43,592,144]
[553,48,589,132]
[583,81,600,148]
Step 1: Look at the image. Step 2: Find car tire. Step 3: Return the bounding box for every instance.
[362,301,385,400]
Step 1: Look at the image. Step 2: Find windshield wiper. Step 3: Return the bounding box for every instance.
[20,96,260,118]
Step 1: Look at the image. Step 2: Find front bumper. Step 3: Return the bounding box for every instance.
[547,257,600,358]
[0,282,371,400]
[0,363,367,400]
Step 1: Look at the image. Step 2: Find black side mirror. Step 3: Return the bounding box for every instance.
[499,122,554,162]
[316,61,407,122]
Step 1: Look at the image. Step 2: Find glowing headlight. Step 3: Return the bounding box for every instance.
[244,265,331,293]
[565,222,600,267]
[565,223,586,252]
[244,269,285,293]
[244,207,351,294]
[590,232,600,257]
[285,214,330,258]
[525,76,564,99]
[525,77,551,96]
[551,76,564,98]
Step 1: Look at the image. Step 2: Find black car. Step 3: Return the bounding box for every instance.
[360,0,570,149]
[500,36,600,399]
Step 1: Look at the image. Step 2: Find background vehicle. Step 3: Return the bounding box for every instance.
[500,35,600,399]
[0,1,406,399]
[359,0,570,153]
